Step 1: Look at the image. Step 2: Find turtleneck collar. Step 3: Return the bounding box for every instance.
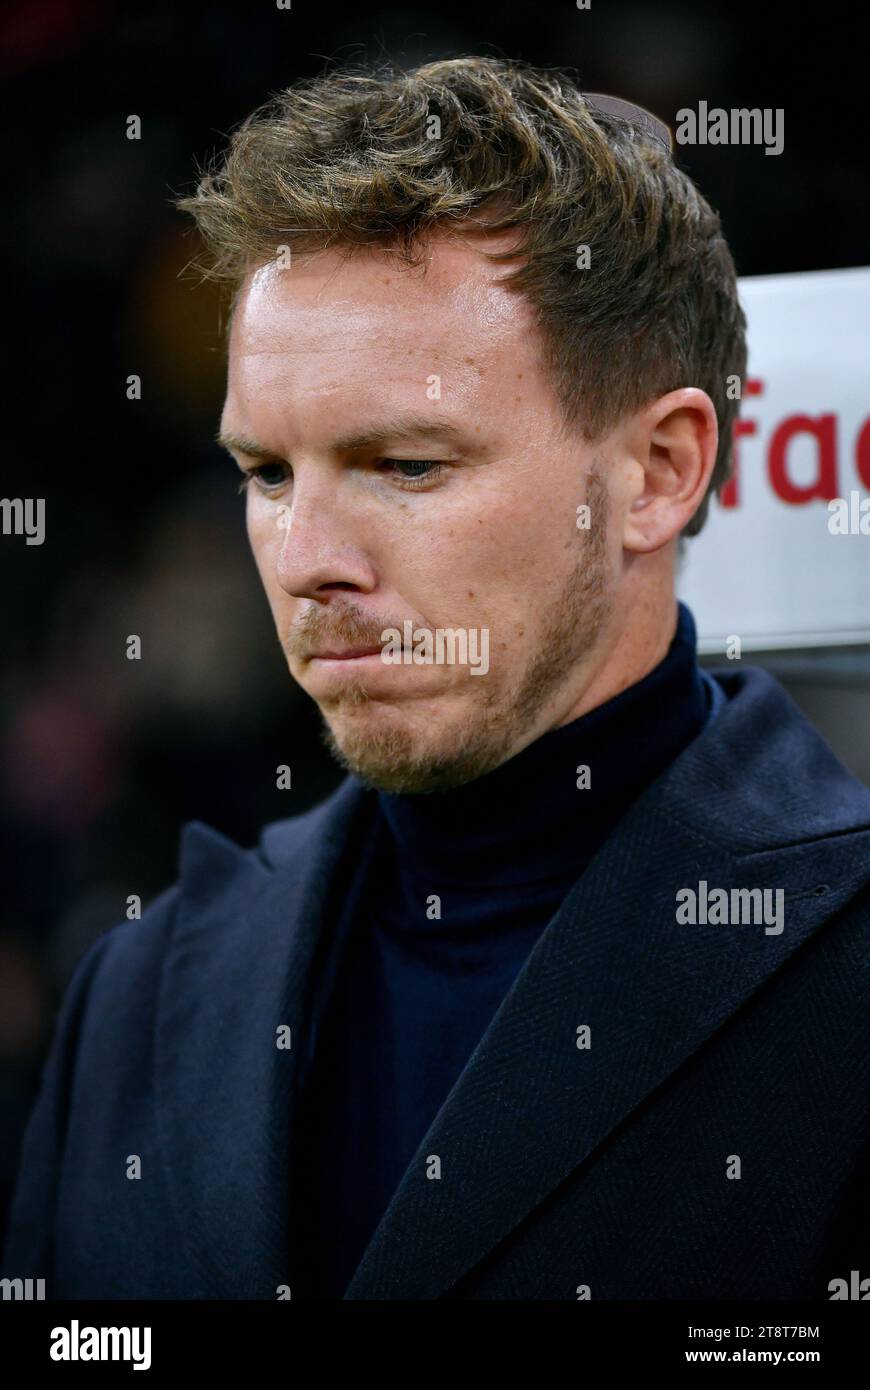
[375,602,714,892]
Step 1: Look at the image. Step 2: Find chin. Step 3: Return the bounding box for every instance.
[319,701,512,795]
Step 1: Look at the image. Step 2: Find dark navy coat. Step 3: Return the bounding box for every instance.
[4,666,870,1299]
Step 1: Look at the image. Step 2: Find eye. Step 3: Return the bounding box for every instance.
[237,462,289,493]
[380,459,447,489]
[235,456,448,496]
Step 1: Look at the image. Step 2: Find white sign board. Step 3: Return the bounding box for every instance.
[678,265,870,651]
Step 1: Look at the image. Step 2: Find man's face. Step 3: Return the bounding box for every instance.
[221,230,623,793]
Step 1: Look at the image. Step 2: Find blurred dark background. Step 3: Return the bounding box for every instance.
[1,0,867,1246]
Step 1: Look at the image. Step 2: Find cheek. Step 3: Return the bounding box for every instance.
[401,509,539,630]
[466,499,554,589]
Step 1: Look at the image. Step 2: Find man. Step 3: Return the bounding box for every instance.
[4,56,870,1301]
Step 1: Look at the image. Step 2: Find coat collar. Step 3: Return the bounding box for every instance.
[155,666,870,1298]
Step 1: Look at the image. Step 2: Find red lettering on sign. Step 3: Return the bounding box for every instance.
[768,413,838,503]
[721,374,869,510]
[856,417,870,490]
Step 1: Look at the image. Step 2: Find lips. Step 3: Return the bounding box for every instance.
[309,645,383,660]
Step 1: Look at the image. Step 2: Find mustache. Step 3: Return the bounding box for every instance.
[285,605,409,660]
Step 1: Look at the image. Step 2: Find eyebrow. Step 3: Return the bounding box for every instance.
[216,413,476,460]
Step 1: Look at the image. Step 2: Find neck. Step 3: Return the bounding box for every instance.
[557,573,679,730]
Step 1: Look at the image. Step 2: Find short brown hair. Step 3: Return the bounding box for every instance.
[175,55,747,536]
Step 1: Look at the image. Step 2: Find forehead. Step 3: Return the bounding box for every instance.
[224,229,543,414]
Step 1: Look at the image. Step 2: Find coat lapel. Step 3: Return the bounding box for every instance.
[344,670,870,1299]
[155,773,375,1298]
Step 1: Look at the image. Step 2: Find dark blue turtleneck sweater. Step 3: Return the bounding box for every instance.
[289,602,719,1297]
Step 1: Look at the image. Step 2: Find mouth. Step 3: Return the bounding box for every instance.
[308,645,384,661]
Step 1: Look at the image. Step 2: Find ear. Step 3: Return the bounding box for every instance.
[621,388,719,553]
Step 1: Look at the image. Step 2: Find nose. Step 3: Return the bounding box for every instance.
[272,480,378,601]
